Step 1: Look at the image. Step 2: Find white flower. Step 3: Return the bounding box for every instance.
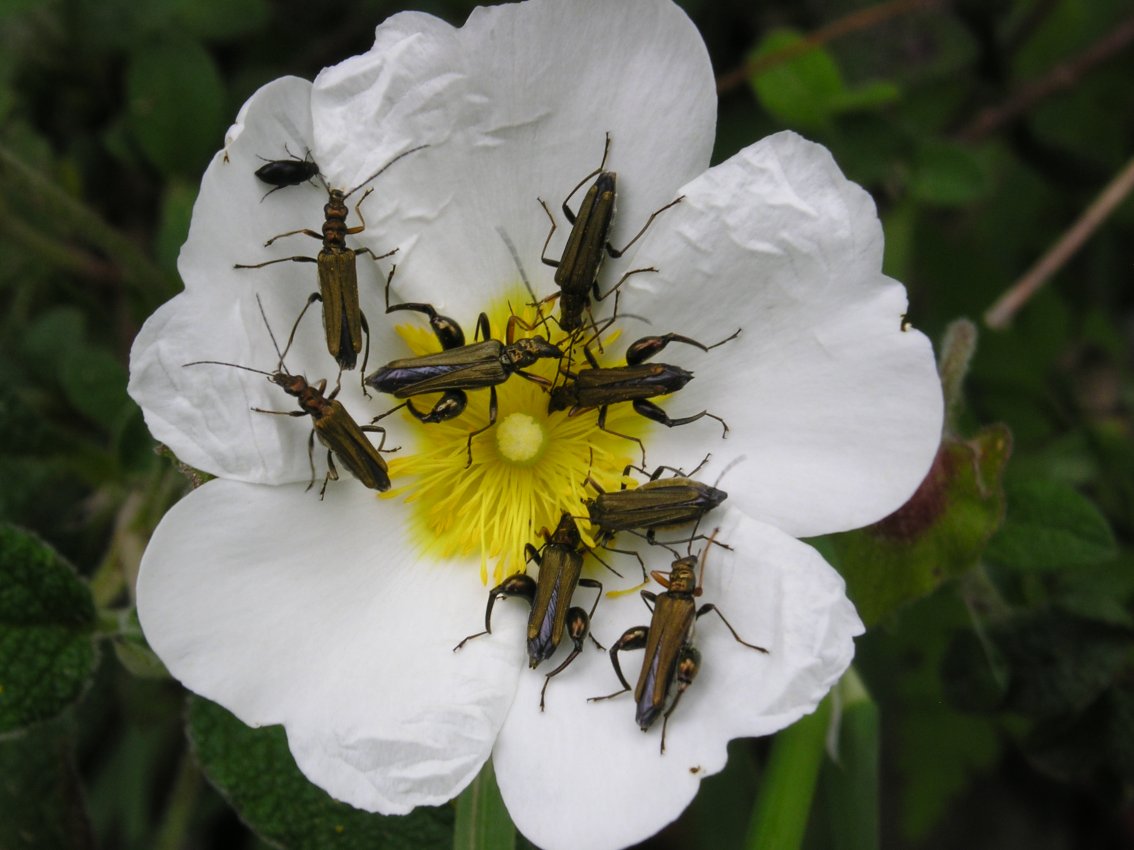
[127,1,942,849]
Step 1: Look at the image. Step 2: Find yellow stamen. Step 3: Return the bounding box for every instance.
[383,293,647,584]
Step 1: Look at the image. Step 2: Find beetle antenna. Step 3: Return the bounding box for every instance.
[345,144,429,199]
[496,225,538,307]
[182,360,274,377]
[696,527,721,595]
[712,454,746,488]
[254,294,291,371]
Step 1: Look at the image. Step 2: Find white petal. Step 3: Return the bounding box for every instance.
[137,479,527,811]
[621,132,943,537]
[181,76,324,297]
[492,509,861,850]
[128,288,403,484]
[129,75,409,483]
[310,0,716,317]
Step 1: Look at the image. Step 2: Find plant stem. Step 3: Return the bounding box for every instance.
[453,759,515,850]
[744,696,832,850]
[985,152,1134,329]
[823,669,880,850]
[153,751,203,850]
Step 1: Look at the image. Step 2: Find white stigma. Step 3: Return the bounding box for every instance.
[496,413,546,465]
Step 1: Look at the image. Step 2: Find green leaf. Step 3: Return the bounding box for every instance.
[830,425,1012,626]
[688,740,759,850]
[829,80,900,113]
[1107,684,1134,782]
[747,30,900,131]
[859,592,1001,840]
[155,179,197,276]
[22,307,86,375]
[992,610,1133,717]
[187,697,453,850]
[908,140,990,207]
[111,610,169,680]
[59,345,131,433]
[170,0,270,40]
[747,30,845,131]
[896,705,998,839]
[986,478,1116,570]
[940,628,1009,713]
[126,38,226,178]
[0,714,95,849]
[0,525,97,733]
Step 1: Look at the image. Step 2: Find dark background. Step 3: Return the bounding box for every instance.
[1,0,1132,848]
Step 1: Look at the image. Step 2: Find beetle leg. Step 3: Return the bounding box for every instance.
[632,530,681,559]
[538,197,561,269]
[583,547,623,580]
[581,340,601,369]
[474,312,492,344]
[539,605,592,711]
[505,311,554,345]
[631,400,730,438]
[453,573,537,651]
[622,461,687,481]
[588,625,649,701]
[359,424,398,453]
[696,603,769,653]
[524,542,543,567]
[303,429,317,491]
[595,265,658,302]
[251,408,307,417]
[384,302,466,349]
[358,310,371,396]
[597,404,647,468]
[578,578,605,650]
[642,529,733,553]
[354,246,397,263]
[560,136,608,223]
[319,449,339,500]
[639,590,658,613]
[262,226,323,247]
[596,540,646,581]
[659,644,701,754]
[462,385,497,468]
[234,254,318,269]
[345,187,374,235]
[606,194,683,259]
[411,393,468,423]
[625,329,741,365]
[383,265,466,349]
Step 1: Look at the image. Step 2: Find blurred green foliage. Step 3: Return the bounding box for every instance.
[187,698,454,849]
[0,0,1132,848]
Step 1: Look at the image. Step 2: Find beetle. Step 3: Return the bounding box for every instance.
[254,145,320,200]
[453,514,613,709]
[365,271,562,466]
[584,457,728,553]
[234,144,428,376]
[183,295,395,497]
[538,132,682,333]
[548,329,739,465]
[590,532,769,752]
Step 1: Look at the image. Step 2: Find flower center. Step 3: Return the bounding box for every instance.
[383,292,645,584]
[496,412,546,465]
